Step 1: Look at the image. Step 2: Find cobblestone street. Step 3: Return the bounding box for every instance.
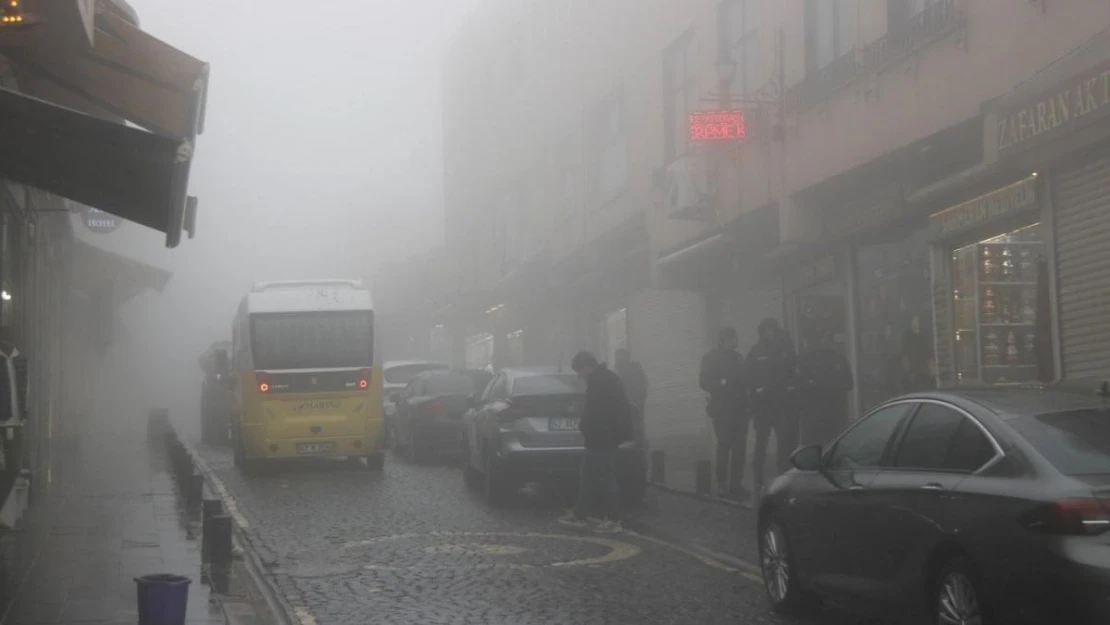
[193,445,871,625]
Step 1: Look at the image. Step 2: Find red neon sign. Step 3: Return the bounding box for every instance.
[689,110,747,142]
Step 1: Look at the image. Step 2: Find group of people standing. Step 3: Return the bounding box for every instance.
[700,318,853,500]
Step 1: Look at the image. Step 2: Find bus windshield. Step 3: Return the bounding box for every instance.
[251,311,373,370]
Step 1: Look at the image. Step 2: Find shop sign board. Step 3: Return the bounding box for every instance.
[689,110,747,142]
[930,176,1038,239]
[993,60,1110,158]
[80,205,122,234]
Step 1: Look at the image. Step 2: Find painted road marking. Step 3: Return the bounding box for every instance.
[623,530,764,584]
[294,606,318,625]
[345,531,642,570]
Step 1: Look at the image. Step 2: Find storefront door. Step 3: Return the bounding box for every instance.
[856,227,935,411]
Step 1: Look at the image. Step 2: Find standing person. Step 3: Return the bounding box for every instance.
[614,348,648,449]
[746,318,798,493]
[559,351,632,534]
[797,329,853,446]
[699,328,749,499]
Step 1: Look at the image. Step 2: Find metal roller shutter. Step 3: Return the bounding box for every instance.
[1056,156,1110,379]
[628,288,707,492]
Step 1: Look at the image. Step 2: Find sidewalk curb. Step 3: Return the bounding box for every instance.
[647,483,759,512]
[623,513,764,581]
[175,434,300,625]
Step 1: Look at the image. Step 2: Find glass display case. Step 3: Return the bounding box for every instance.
[950,223,1045,385]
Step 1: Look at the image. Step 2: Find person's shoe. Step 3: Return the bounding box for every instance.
[557,512,590,529]
[591,520,623,534]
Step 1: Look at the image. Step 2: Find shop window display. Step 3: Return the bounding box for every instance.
[950,223,1049,385]
[857,229,935,411]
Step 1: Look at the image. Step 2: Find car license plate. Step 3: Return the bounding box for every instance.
[296,442,335,455]
[549,417,580,432]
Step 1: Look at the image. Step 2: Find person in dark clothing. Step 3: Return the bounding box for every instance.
[699,327,749,499]
[899,314,935,393]
[746,318,798,493]
[797,329,853,447]
[615,348,649,450]
[560,351,630,534]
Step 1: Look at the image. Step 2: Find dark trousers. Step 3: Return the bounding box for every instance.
[711,408,749,493]
[751,392,800,488]
[574,448,620,521]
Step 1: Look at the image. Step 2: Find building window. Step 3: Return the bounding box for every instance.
[806,0,857,73]
[721,0,762,95]
[663,32,697,163]
[587,90,627,200]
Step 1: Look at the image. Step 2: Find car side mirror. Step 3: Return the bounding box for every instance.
[791,444,823,472]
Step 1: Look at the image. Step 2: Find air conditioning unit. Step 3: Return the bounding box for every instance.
[663,153,716,221]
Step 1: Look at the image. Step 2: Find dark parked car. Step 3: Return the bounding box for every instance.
[393,369,489,462]
[757,385,1110,625]
[382,360,449,445]
[461,367,646,506]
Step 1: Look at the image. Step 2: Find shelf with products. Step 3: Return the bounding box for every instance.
[950,223,1045,386]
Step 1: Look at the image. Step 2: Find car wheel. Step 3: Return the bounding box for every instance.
[364,452,386,472]
[760,516,821,615]
[934,557,990,625]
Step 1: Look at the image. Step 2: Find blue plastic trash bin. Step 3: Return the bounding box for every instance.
[135,574,191,625]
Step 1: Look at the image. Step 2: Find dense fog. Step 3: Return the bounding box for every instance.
[85,0,474,434]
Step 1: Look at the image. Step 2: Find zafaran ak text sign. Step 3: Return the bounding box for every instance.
[996,62,1110,156]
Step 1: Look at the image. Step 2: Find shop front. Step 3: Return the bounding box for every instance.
[929,175,1055,387]
[984,28,1110,380]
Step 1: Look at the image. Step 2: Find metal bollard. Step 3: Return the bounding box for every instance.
[650,450,665,484]
[695,459,712,496]
[201,499,224,561]
[209,515,234,566]
[186,473,204,510]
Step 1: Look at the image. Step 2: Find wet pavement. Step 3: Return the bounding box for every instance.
[193,444,878,625]
[0,419,226,625]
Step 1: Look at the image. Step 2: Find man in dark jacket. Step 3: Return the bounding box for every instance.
[797,329,853,446]
[615,348,648,449]
[700,327,749,499]
[560,351,630,533]
[746,318,798,493]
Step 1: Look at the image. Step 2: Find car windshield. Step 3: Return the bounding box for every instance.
[511,374,585,396]
[384,363,447,384]
[251,311,372,370]
[1011,408,1110,475]
[422,372,478,396]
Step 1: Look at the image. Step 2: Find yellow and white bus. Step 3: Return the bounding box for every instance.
[230,280,385,473]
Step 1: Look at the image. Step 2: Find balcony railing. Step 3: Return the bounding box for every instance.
[788,0,965,113]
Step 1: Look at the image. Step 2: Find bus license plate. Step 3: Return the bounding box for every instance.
[296,442,335,455]
[549,417,580,432]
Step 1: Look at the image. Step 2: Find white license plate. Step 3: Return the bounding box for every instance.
[548,417,580,432]
[296,442,335,455]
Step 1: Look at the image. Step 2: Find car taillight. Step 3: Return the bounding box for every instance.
[1019,499,1110,536]
[424,400,445,417]
[358,368,370,390]
[255,372,271,394]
